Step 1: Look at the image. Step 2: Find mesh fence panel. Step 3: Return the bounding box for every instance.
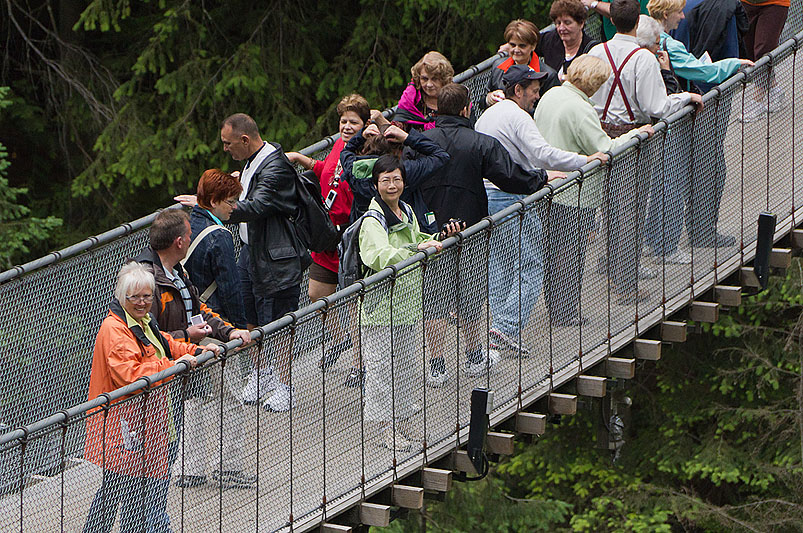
[3,22,803,533]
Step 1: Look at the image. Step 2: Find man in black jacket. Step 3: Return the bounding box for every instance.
[221,113,310,412]
[419,83,547,380]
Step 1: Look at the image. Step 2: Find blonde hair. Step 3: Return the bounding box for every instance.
[115,261,155,307]
[646,0,686,23]
[566,55,612,96]
[410,52,454,88]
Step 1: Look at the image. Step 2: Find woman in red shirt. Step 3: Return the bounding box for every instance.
[287,94,370,385]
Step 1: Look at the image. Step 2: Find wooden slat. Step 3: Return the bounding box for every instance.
[661,321,687,343]
[714,285,742,307]
[486,432,515,455]
[576,375,606,397]
[452,450,479,475]
[549,393,577,415]
[422,468,452,492]
[392,485,424,509]
[634,339,661,361]
[515,412,546,435]
[606,357,635,379]
[689,301,719,323]
[360,503,390,527]
[792,229,803,249]
[770,248,792,269]
[741,267,760,288]
[321,524,352,533]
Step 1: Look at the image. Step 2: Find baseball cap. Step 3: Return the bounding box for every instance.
[502,64,548,88]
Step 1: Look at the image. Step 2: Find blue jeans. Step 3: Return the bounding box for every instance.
[486,188,544,338]
[84,471,171,533]
[644,169,687,255]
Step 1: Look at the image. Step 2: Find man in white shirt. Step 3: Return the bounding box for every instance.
[587,0,701,134]
[586,0,703,302]
[475,64,607,347]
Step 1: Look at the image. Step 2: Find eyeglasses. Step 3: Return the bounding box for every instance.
[126,294,154,304]
[224,199,238,207]
[378,177,404,185]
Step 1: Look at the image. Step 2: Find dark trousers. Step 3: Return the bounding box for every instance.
[743,3,789,62]
[237,244,301,327]
[83,470,170,533]
[545,203,596,322]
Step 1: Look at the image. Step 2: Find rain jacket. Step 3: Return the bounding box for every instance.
[84,299,199,479]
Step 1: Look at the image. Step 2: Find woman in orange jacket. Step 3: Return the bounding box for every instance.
[83,262,219,533]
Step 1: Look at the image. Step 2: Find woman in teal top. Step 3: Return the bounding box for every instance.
[647,0,753,91]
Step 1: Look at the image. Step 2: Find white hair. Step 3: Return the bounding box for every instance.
[115,262,155,306]
[636,15,663,49]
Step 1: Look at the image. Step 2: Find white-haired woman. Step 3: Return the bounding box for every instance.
[535,55,654,315]
[83,262,219,533]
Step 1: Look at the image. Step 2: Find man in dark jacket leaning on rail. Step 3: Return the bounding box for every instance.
[136,209,254,490]
[417,82,547,379]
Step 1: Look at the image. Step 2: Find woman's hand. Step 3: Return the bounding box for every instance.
[175,354,198,369]
[174,194,198,207]
[187,322,212,342]
[383,125,409,143]
[417,240,443,252]
[486,90,505,107]
[286,151,315,170]
[229,329,252,344]
[638,124,655,138]
[656,50,671,70]
[370,109,390,126]
[363,124,381,138]
[739,59,755,67]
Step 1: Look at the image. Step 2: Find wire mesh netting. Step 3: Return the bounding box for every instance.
[3,15,803,533]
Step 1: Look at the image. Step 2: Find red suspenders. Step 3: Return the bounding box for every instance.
[602,42,642,123]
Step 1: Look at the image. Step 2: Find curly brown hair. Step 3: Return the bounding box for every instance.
[410,51,454,89]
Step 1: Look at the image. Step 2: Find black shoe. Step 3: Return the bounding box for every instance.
[344,368,365,388]
[211,469,257,489]
[692,232,736,248]
[174,475,207,488]
[319,336,353,371]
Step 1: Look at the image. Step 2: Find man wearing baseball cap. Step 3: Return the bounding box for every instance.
[475,63,608,353]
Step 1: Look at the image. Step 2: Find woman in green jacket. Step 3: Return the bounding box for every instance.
[358,155,460,452]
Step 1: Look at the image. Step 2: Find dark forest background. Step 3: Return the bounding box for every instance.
[0,0,552,269]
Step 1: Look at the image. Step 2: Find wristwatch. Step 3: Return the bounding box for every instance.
[590,1,599,9]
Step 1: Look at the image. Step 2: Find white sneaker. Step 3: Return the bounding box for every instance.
[768,86,787,114]
[463,349,501,377]
[262,383,294,412]
[241,368,277,405]
[661,250,691,265]
[426,368,448,388]
[739,98,768,123]
[381,427,412,452]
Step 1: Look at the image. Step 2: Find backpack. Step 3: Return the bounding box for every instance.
[292,169,340,253]
[337,202,414,289]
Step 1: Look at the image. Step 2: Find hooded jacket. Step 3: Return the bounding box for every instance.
[421,115,546,227]
[135,247,235,342]
[84,299,200,479]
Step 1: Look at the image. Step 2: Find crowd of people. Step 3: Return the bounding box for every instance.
[82,0,788,529]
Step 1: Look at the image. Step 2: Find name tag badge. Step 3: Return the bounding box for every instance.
[426,212,436,226]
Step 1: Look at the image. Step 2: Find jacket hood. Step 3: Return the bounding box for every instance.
[134,247,188,287]
[353,157,378,182]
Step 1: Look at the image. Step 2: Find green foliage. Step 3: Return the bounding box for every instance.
[0,87,62,270]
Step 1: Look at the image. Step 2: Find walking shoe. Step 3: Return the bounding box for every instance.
[660,249,691,264]
[488,328,530,356]
[174,475,207,488]
[343,367,365,388]
[463,348,501,377]
[381,427,413,452]
[768,86,787,114]
[691,232,736,248]
[638,266,658,280]
[318,336,352,371]
[211,469,257,489]
[738,98,767,123]
[263,383,294,412]
[241,368,278,405]
[614,289,650,305]
[426,358,448,388]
